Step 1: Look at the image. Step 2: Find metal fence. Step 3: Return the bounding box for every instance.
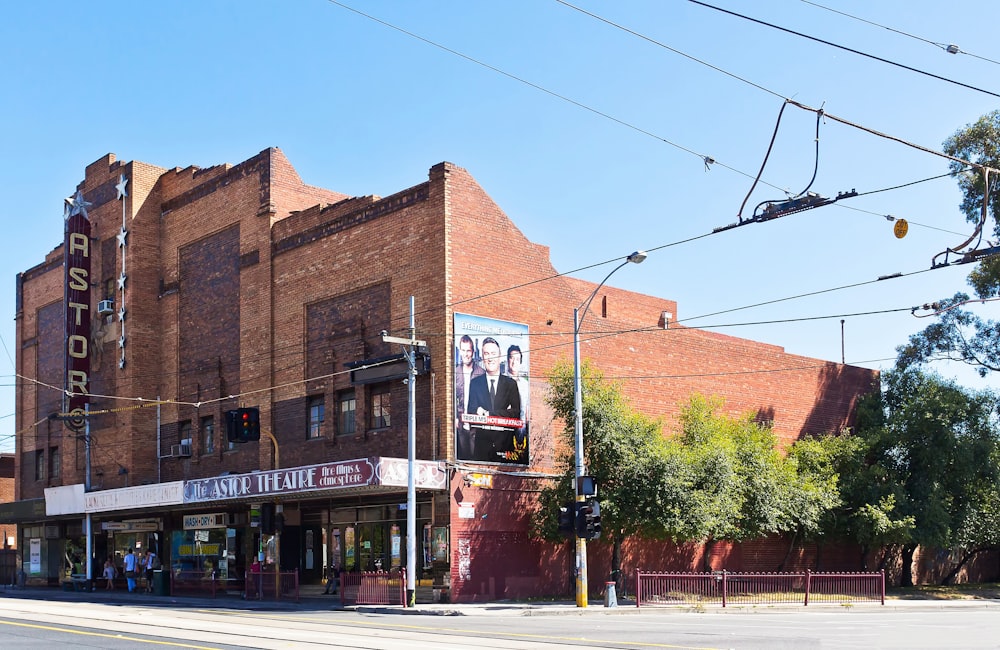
[339,570,406,606]
[635,570,884,608]
[244,569,300,602]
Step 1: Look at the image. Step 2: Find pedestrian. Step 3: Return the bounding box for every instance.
[322,563,339,595]
[123,548,138,593]
[143,549,157,593]
[103,557,116,590]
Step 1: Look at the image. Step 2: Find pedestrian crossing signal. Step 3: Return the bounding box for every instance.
[576,498,601,541]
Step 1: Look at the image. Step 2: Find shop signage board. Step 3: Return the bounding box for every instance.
[85,482,185,513]
[101,521,159,532]
[182,456,447,504]
[182,513,228,529]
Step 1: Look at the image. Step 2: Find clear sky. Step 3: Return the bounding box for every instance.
[2,1,999,454]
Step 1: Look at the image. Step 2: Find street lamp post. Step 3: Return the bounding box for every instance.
[572,250,646,608]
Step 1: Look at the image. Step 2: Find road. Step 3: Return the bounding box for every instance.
[1,597,999,649]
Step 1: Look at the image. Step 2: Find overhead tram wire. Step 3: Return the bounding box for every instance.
[688,0,1000,99]
[25,7,981,424]
[799,0,1000,67]
[389,161,966,336]
[325,0,994,240]
[30,261,937,433]
[552,0,785,101]
[324,0,785,188]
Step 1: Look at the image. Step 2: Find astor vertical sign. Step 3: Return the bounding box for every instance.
[65,190,92,430]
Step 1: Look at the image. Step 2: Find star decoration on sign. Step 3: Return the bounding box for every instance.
[66,190,92,218]
[118,334,126,349]
[118,306,126,322]
[115,175,128,200]
[117,226,128,248]
[117,273,127,291]
[119,357,126,370]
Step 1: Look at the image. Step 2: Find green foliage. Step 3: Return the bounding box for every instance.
[847,368,1000,554]
[897,110,1000,375]
[533,360,668,542]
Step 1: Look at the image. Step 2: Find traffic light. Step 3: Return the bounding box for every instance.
[576,498,601,540]
[226,407,261,442]
[557,501,575,536]
[588,499,602,541]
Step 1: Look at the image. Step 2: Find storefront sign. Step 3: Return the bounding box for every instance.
[64,191,92,431]
[101,521,159,532]
[183,458,376,503]
[376,458,447,489]
[85,482,184,513]
[181,456,447,505]
[45,484,86,516]
[183,513,228,529]
[178,543,220,557]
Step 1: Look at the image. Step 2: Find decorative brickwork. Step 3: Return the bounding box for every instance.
[13,147,878,599]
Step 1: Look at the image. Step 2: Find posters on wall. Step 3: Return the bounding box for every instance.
[453,313,529,465]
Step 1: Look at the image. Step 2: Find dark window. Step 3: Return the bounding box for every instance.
[370,385,391,429]
[308,395,325,439]
[179,421,192,447]
[34,449,44,481]
[338,390,356,435]
[202,416,215,454]
[49,446,61,480]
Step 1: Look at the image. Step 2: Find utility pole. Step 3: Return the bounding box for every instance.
[383,296,424,608]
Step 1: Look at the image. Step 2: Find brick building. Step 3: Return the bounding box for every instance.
[8,148,874,599]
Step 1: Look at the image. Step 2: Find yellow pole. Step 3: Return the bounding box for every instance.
[261,429,280,598]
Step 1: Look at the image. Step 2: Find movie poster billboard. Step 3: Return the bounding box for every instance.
[453,313,529,465]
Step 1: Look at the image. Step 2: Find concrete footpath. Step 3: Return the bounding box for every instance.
[1,583,998,617]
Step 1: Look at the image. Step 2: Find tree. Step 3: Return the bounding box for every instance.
[670,394,833,571]
[535,360,670,591]
[897,110,1000,375]
[850,368,999,585]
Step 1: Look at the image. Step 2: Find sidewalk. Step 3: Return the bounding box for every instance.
[2,583,998,616]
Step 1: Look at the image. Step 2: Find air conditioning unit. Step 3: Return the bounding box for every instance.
[98,299,115,315]
[170,442,192,457]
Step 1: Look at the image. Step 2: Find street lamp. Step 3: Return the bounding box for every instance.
[572,250,646,608]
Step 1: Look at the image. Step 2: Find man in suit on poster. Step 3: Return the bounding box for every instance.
[455,334,485,459]
[467,337,521,462]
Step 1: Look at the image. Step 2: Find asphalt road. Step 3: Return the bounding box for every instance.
[1,593,999,649]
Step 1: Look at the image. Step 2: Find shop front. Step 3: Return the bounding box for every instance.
[181,456,449,592]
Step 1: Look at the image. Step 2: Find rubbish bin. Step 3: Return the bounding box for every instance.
[153,570,169,596]
[604,581,618,607]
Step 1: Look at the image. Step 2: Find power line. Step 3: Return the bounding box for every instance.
[323,0,784,190]
[688,0,1000,98]
[553,0,785,100]
[799,0,1000,67]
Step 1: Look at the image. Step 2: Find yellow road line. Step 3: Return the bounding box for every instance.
[0,619,223,650]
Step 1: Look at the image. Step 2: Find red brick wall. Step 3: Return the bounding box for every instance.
[14,149,876,600]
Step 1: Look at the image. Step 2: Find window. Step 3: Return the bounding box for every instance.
[179,421,192,447]
[49,446,61,480]
[338,390,356,435]
[308,395,325,439]
[370,385,391,429]
[34,449,44,481]
[201,416,215,454]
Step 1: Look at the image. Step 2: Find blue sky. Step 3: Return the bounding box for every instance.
[2,1,999,453]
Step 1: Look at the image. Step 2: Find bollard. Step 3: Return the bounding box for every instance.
[604,581,618,607]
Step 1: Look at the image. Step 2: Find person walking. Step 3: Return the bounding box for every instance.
[103,557,116,590]
[143,549,157,593]
[123,548,138,593]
